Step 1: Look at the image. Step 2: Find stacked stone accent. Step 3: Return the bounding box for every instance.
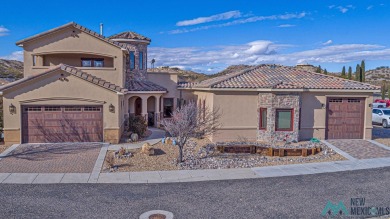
[257,93,301,142]
[123,43,148,83]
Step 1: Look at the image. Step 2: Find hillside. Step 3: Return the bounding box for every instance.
[150,67,209,83]
[365,66,390,85]
[0,59,23,79]
[209,65,254,78]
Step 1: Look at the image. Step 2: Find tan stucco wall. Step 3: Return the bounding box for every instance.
[2,69,121,144]
[184,89,374,142]
[22,26,124,87]
[203,91,258,142]
[300,92,374,140]
[147,72,179,109]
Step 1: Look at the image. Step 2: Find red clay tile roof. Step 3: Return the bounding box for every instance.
[0,64,128,93]
[184,65,379,90]
[16,22,129,51]
[126,80,167,92]
[108,31,151,42]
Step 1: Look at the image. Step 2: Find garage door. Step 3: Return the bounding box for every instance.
[22,106,103,143]
[326,98,365,139]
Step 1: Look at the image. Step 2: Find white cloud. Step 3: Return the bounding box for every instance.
[322,40,333,45]
[168,12,306,34]
[337,6,349,13]
[176,11,241,26]
[0,51,23,61]
[330,5,355,13]
[148,41,390,73]
[367,5,374,10]
[277,24,295,28]
[0,26,9,36]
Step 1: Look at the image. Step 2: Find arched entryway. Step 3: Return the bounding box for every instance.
[135,97,142,115]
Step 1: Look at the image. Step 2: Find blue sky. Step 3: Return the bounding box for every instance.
[1,0,390,73]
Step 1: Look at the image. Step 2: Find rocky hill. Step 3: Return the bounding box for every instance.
[365,66,390,85]
[0,59,23,79]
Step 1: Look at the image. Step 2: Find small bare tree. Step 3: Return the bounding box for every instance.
[162,101,221,163]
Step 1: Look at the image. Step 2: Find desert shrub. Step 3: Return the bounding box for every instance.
[128,114,147,136]
[105,152,115,168]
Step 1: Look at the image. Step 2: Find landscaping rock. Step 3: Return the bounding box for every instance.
[141,143,154,156]
[130,133,139,142]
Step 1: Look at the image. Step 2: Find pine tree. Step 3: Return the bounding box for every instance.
[341,66,346,78]
[361,60,365,82]
[316,65,322,73]
[347,66,352,80]
[324,69,328,75]
[355,64,361,81]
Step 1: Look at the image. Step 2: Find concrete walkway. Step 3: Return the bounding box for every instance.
[108,127,165,150]
[1,139,390,184]
[1,157,390,184]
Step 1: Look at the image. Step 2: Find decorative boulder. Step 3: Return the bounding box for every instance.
[141,142,155,156]
[130,133,139,142]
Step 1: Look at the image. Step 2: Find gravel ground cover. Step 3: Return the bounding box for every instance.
[102,138,345,172]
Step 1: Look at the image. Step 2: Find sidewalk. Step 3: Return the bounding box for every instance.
[1,139,390,184]
[1,157,390,184]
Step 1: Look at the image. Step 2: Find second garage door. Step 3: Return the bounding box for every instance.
[326,98,365,139]
[22,105,103,143]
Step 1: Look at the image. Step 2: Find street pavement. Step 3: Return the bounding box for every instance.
[0,167,389,218]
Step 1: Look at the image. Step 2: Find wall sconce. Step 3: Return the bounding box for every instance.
[369,103,373,108]
[109,104,115,113]
[9,104,16,114]
[321,103,326,109]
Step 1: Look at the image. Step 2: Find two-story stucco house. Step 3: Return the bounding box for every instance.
[0,22,381,145]
[0,22,179,144]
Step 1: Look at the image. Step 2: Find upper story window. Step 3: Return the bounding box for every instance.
[139,52,143,70]
[130,52,135,70]
[81,58,104,67]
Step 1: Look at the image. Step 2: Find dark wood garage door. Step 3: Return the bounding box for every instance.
[22,106,103,143]
[326,98,365,139]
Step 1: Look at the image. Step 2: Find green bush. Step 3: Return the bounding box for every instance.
[128,115,147,136]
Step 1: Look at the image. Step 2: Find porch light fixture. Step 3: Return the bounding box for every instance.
[9,104,16,114]
[109,104,115,113]
[369,103,372,108]
[321,103,326,109]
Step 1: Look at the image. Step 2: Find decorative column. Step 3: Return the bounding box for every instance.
[129,97,135,116]
[154,95,160,127]
[141,97,148,124]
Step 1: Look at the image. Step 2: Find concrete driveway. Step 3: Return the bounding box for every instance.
[0,143,103,173]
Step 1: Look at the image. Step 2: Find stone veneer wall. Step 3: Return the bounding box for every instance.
[258,93,301,142]
[123,43,148,83]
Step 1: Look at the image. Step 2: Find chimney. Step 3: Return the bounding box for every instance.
[100,23,104,36]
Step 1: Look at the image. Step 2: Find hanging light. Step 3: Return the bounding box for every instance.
[9,104,16,114]
[109,104,115,113]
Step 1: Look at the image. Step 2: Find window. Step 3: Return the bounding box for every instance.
[84,106,101,112]
[259,108,267,130]
[25,107,41,112]
[64,107,82,112]
[93,59,104,67]
[139,52,143,70]
[44,106,61,111]
[81,59,104,67]
[163,98,174,118]
[130,52,135,70]
[32,55,36,66]
[275,109,294,131]
[373,109,379,114]
[81,59,92,67]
